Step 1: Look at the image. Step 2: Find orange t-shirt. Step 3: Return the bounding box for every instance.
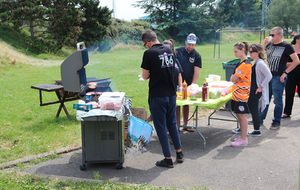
[232,59,251,102]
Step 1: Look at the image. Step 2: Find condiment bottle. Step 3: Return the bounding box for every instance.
[183,80,188,100]
[202,79,208,102]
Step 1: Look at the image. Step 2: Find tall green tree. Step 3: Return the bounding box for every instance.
[175,0,217,42]
[215,0,236,27]
[0,0,83,52]
[77,0,112,47]
[0,0,46,38]
[235,0,261,27]
[136,0,261,43]
[106,18,150,44]
[217,0,261,27]
[0,0,112,53]
[135,0,198,37]
[267,0,300,37]
[44,0,82,46]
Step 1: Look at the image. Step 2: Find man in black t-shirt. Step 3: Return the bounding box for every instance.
[175,33,202,132]
[259,26,300,130]
[141,29,183,168]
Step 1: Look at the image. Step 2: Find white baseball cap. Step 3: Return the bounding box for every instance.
[186,33,197,44]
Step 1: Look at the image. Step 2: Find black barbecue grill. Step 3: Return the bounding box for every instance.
[31,42,112,120]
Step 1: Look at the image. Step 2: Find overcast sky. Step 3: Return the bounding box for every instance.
[100,0,147,21]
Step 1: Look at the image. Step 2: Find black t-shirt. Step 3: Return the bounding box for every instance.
[141,44,176,98]
[175,46,202,85]
[250,63,262,99]
[286,54,300,76]
[265,41,295,76]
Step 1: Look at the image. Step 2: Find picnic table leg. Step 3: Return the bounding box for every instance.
[208,109,217,126]
[193,106,206,149]
[177,106,181,131]
[39,90,43,106]
[56,91,72,121]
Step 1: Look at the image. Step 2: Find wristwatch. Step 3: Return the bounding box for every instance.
[283,70,288,74]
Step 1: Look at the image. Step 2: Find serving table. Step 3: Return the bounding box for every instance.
[176,92,238,149]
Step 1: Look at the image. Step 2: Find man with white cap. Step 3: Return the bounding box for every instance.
[175,33,202,132]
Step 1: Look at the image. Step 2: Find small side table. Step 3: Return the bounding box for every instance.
[31,83,80,121]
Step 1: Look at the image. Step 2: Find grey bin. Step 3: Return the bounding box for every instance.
[80,115,124,170]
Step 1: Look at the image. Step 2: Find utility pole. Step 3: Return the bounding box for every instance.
[262,0,272,28]
[112,0,116,18]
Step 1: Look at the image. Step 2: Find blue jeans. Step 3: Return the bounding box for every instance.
[259,76,287,125]
[148,95,181,157]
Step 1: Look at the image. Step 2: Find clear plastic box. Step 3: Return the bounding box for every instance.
[98,92,125,111]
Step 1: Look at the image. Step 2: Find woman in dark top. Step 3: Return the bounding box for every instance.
[247,43,272,136]
[282,34,300,118]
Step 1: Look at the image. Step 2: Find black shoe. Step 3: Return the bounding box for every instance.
[231,128,241,134]
[270,122,280,130]
[247,130,261,136]
[156,159,174,168]
[176,151,184,163]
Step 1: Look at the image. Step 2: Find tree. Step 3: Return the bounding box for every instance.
[136,0,222,42]
[175,0,217,42]
[217,0,261,27]
[135,0,197,38]
[215,0,236,27]
[135,0,262,43]
[0,0,83,52]
[77,0,112,47]
[0,0,112,53]
[267,0,300,37]
[235,0,261,27]
[44,0,83,47]
[210,1,231,29]
[0,0,46,38]
[106,18,150,44]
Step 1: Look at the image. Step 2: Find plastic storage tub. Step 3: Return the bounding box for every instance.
[98,92,125,111]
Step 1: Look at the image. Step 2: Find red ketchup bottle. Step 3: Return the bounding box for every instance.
[202,79,208,102]
[183,80,188,100]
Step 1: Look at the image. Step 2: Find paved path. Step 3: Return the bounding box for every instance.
[21,97,300,190]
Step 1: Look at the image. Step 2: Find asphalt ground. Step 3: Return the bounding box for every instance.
[4,97,300,190]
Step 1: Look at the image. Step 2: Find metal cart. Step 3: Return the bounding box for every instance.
[80,115,125,170]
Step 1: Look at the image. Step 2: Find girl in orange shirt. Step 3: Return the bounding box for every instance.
[230,42,252,146]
